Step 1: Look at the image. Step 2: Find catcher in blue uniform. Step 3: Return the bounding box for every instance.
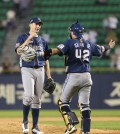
[43,21,115,134]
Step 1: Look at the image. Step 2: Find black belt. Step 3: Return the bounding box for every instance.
[32,66,41,69]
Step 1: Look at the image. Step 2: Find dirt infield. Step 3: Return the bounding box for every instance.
[0,117,120,134]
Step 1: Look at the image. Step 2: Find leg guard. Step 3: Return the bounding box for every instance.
[67,112,79,125]
[80,103,91,133]
[58,100,79,129]
[81,118,91,133]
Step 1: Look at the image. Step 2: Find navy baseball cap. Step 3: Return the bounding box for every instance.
[29,17,43,25]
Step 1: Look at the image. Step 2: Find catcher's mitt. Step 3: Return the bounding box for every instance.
[19,46,36,62]
[44,78,56,94]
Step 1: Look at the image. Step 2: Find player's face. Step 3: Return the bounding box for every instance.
[30,23,42,33]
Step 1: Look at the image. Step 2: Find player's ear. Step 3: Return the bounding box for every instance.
[29,23,32,28]
[71,32,76,39]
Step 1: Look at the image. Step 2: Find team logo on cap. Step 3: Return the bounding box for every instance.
[37,17,40,21]
[30,20,33,23]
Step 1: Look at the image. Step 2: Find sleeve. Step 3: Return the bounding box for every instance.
[57,40,69,56]
[90,42,103,57]
[42,39,49,61]
[41,37,48,51]
[45,41,48,51]
[15,35,24,52]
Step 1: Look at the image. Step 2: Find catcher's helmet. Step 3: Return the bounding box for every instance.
[69,21,85,38]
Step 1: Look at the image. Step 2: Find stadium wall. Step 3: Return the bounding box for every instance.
[0,72,120,109]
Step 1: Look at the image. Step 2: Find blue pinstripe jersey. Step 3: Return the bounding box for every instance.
[57,38,102,73]
[15,33,48,67]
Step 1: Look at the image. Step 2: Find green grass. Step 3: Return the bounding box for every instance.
[0,109,120,117]
[0,110,61,118]
[90,109,120,117]
[39,121,120,130]
[0,109,120,130]
[92,121,120,130]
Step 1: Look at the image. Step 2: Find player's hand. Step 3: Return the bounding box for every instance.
[17,45,26,55]
[108,40,115,48]
[29,32,38,39]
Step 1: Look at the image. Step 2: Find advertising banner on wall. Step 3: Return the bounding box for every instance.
[0,72,120,109]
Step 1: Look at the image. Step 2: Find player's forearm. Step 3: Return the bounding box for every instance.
[44,60,51,79]
[101,46,109,52]
[21,36,32,48]
[16,37,31,55]
[16,36,33,55]
[52,48,60,55]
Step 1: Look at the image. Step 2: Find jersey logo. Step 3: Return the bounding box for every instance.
[74,43,79,48]
[30,45,43,51]
[29,40,33,43]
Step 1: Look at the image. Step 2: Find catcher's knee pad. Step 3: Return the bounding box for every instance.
[80,104,91,133]
[31,97,41,109]
[79,103,91,112]
[58,100,79,128]
[23,96,34,106]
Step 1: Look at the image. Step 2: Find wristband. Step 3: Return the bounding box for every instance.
[104,45,110,51]
[44,49,52,57]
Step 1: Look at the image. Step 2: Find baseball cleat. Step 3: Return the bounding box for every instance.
[64,126,77,134]
[32,125,44,134]
[22,122,29,134]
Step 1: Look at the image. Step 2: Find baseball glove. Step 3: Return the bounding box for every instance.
[44,78,56,94]
[20,46,36,62]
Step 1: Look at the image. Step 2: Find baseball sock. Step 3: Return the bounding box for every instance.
[23,104,30,123]
[32,108,39,128]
